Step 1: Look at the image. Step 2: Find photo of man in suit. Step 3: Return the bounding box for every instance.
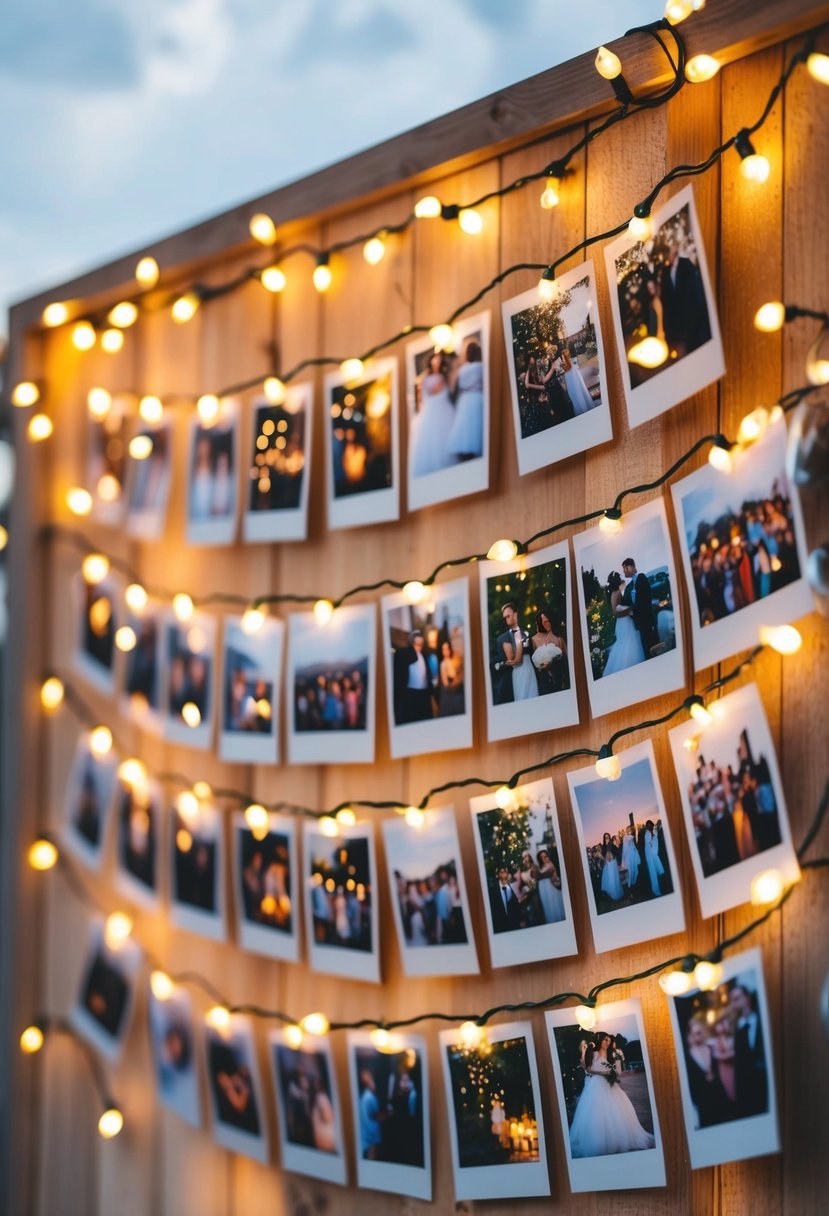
[621,557,660,658]
[489,866,522,934]
[660,245,712,360]
[729,982,768,1118]
[392,630,435,724]
[494,602,521,704]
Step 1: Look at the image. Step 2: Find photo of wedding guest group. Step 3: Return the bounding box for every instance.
[667,948,779,1168]
[470,778,577,967]
[220,615,283,764]
[348,1034,431,1200]
[503,261,613,474]
[164,615,216,749]
[187,402,239,545]
[243,386,312,543]
[271,1032,347,1185]
[672,417,812,668]
[63,736,117,870]
[325,358,399,529]
[125,420,172,540]
[234,812,298,961]
[205,1015,268,1161]
[546,999,665,1191]
[406,312,490,510]
[605,184,725,426]
[305,823,379,982]
[147,983,201,1128]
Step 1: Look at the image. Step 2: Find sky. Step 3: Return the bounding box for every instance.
[1,0,665,336]
[571,756,661,842]
[385,809,460,880]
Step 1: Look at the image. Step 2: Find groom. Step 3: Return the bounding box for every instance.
[621,558,660,658]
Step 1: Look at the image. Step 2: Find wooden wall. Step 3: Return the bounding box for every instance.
[3,5,828,1214]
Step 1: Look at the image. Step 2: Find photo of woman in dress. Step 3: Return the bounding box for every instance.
[186,403,239,545]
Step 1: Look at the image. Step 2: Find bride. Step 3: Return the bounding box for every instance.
[558,344,595,417]
[410,352,458,477]
[602,572,645,677]
[569,1034,656,1158]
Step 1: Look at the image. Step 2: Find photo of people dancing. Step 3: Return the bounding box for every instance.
[409,332,485,477]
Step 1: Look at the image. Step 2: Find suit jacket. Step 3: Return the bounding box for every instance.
[494,629,516,704]
[489,881,521,933]
[393,646,433,723]
[734,1014,767,1117]
[660,256,711,354]
[626,572,658,652]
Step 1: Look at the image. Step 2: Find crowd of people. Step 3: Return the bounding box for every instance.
[310,867,372,953]
[393,864,467,946]
[680,979,768,1127]
[293,669,367,732]
[586,821,671,914]
[239,834,292,933]
[392,627,465,724]
[686,738,782,877]
[487,846,566,934]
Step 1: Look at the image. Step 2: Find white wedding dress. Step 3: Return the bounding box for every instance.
[643,830,665,897]
[569,1060,656,1158]
[447,361,484,457]
[621,833,640,886]
[410,373,458,477]
[601,855,623,901]
[512,654,538,700]
[537,873,565,923]
[563,363,594,417]
[603,614,646,676]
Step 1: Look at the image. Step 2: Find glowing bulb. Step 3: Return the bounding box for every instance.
[108,301,138,329]
[664,0,693,24]
[241,607,266,634]
[117,759,147,790]
[693,960,723,991]
[40,677,65,711]
[284,1024,304,1049]
[264,376,286,404]
[192,780,212,802]
[458,1022,485,1050]
[181,701,201,728]
[125,583,148,613]
[82,554,110,585]
[261,265,287,293]
[249,213,277,245]
[807,52,829,85]
[685,54,721,83]
[28,414,53,442]
[336,807,357,827]
[11,381,39,408]
[595,749,621,781]
[150,971,174,1001]
[340,358,365,383]
[72,322,96,351]
[196,394,220,426]
[42,302,69,327]
[129,434,153,461]
[98,1108,124,1139]
[370,1027,395,1052]
[138,396,163,425]
[805,332,829,385]
[751,868,786,905]
[89,726,113,757]
[402,581,428,604]
[28,839,59,871]
[135,256,160,287]
[206,1006,231,1031]
[87,388,112,419]
[300,1012,330,1037]
[171,292,200,323]
[313,598,334,625]
[20,1025,45,1054]
[494,786,515,811]
[595,45,622,80]
[538,275,558,301]
[759,624,802,655]
[708,443,733,473]
[600,511,622,535]
[414,195,441,219]
[313,262,332,293]
[244,804,270,840]
[628,214,652,241]
[100,329,125,353]
[628,336,669,368]
[429,324,455,351]
[684,735,700,752]
[659,970,694,995]
[114,626,138,653]
[176,828,193,852]
[540,176,561,209]
[176,790,199,824]
[740,153,771,184]
[458,208,483,235]
[104,911,133,950]
[738,406,770,444]
[363,236,385,265]
[318,816,339,837]
[688,699,714,727]
[753,301,786,333]
[575,1005,596,1031]
[405,807,425,828]
[173,593,194,622]
[487,538,519,563]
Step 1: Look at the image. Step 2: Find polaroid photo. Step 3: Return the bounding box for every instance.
[668,681,800,918]
[604,183,725,427]
[304,818,380,983]
[125,419,173,541]
[186,397,239,546]
[62,734,118,871]
[269,1028,347,1185]
[205,1014,268,1162]
[671,417,813,670]
[382,576,473,760]
[440,1019,550,1201]
[546,997,666,1191]
[233,810,300,963]
[87,391,129,526]
[242,384,313,543]
[567,740,685,954]
[666,945,779,1167]
[114,775,162,911]
[162,611,217,751]
[73,570,120,696]
[148,980,202,1128]
[347,1031,431,1201]
[406,310,490,511]
[219,614,284,764]
[324,356,399,530]
[120,596,165,734]
[502,260,613,476]
[573,496,685,718]
[479,540,579,743]
[382,807,478,978]
[286,601,376,765]
[70,919,142,1064]
[170,800,227,941]
[469,777,577,969]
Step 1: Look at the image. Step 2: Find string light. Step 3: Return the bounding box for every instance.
[11,381,39,407]
[735,130,770,182]
[107,301,138,329]
[628,213,652,241]
[708,437,734,472]
[181,702,202,728]
[171,292,200,324]
[458,1022,485,1049]
[264,376,286,404]
[128,435,153,461]
[150,971,174,1001]
[87,388,112,419]
[751,868,786,905]
[340,358,365,383]
[260,265,287,293]
[100,328,125,353]
[686,694,714,727]
[428,323,455,351]
[807,52,829,85]
[175,790,200,824]
[494,787,516,811]
[595,745,621,781]
[599,509,623,535]
[40,677,65,712]
[595,45,623,80]
[539,176,561,209]
[173,593,194,623]
[135,256,160,287]
[206,1005,231,1031]
[103,911,133,950]
[312,256,332,293]
[244,804,270,840]
[574,1005,597,1031]
[692,960,723,991]
[414,195,441,219]
[89,726,113,757]
[81,554,109,584]
[28,839,59,871]
[404,807,425,828]
[313,598,334,625]
[71,322,96,351]
[402,581,428,605]
[486,538,519,562]
[42,302,69,327]
[249,213,277,246]
[196,394,220,426]
[117,758,147,790]
[66,488,93,516]
[318,816,339,838]
[538,272,559,302]
[685,54,721,83]
[369,1027,395,1052]
[241,606,266,634]
[805,329,829,385]
[300,1012,330,1037]
[753,301,786,332]
[658,970,694,995]
[114,626,137,652]
[363,235,386,265]
[138,395,163,425]
[97,1109,124,1140]
[458,208,483,235]
[19,1024,45,1054]
[284,1024,304,1049]
[193,780,212,801]
[335,807,357,827]
[737,406,770,444]
[27,414,53,442]
[125,583,148,614]
[665,0,693,24]
[758,624,803,655]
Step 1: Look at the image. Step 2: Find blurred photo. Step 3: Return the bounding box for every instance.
[234,811,299,963]
[305,821,379,983]
[148,983,201,1127]
[164,614,216,750]
[220,615,284,764]
[170,801,226,941]
[126,420,172,541]
[325,357,399,530]
[205,1015,268,1161]
[63,736,118,871]
[187,400,239,545]
[270,1030,347,1185]
[74,572,118,695]
[243,385,312,542]
[115,775,160,908]
[70,921,141,1064]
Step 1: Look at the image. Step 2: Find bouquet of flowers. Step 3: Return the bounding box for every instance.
[603,1059,620,1087]
[531,642,562,670]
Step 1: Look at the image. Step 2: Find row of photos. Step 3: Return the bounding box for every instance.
[86,184,724,541]
[77,415,812,758]
[71,931,778,1199]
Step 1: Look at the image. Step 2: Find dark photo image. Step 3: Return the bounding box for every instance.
[172,808,220,917]
[66,745,116,857]
[166,619,213,732]
[78,576,116,680]
[247,398,307,514]
[446,1033,540,1169]
[189,418,236,523]
[329,369,394,500]
[389,590,466,726]
[124,609,161,716]
[355,1045,425,1166]
[148,986,201,1127]
[87,397,128,521]
[485,556,570,706]
[308,832,373,954]
[238,825,293,935]
[79,947,130,1040]
[117,779,157,895]
[276,1044,340,1154]
[206,1025,262,1137]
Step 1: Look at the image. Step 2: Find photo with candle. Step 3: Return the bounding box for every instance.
[242,384,312,543]
[324,357,399,530]
[233,810,299,963]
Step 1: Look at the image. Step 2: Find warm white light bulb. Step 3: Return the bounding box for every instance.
[595,753,621,781]
[104,911,133,950]
[206,1006,231,1031]
[487,538,519,563]
[260,265,287,293]
[628,214,652,241]
[82,554,110,585]
[40,677,65,712]
[402,581,428,604]
[244,803,270,838]
[458,208,483,235]
[740,153,771,184]
[685,54,721,83]
[539,176,560,209]
[538,276,558,302]
[66,487,93,516]
[100,328,125,354]
[173,593,194,622]
[737,406,770,444]
[458,1021,485,1050]
[108,301,138,329]
[117,758,147,789]
[312,263,332,293]
[340,358,365,383]
[807,52,829,85]
[370,1027,394,1052]
[575,1005,597,1031]
[750,868,786,905]
[404,807,425,828]
[689,700,714,727]
[89,726,113,758]
[708,444,733,473]
[87,387,112,419]
[249,213,277,245]
[125,583,148,613]
[181,701,201,728]
[264,376,286,404]
[98,1108,124,1139]
[72,321,96,351]
[313,598,334,625]
[758,624,802,655]
[20,1024,45,1054]
[693,960,723,991]
[128,434,153,461]
[28,414,53,442]
[414,195,441,219]
[11,381,39,408]
[664,0,693,24]
[300,1012,330,1037]
[196,394,220,426]
[599,513,622,535]
[176,790,200,823]
[284,1024,304,1048]
[192,780,212,801]
[115,626,137,652]
[363,236,386,265]
[429,324,455,351]
[494,786,515,811]
[42,301,69,327]
[336,807,357,827]
[628,336,669,368]
[28,839,59,871]
[659,970,694,995]
[241,606,266,634]
[753,301,786,333]
[139,395,164,425]
[318,815,339,837]
[171,292,200,323]
[150,971,174,1001]
[135,256,160,287]
[595,45,622,80]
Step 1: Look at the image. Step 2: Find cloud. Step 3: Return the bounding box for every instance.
[0,0,139,89]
